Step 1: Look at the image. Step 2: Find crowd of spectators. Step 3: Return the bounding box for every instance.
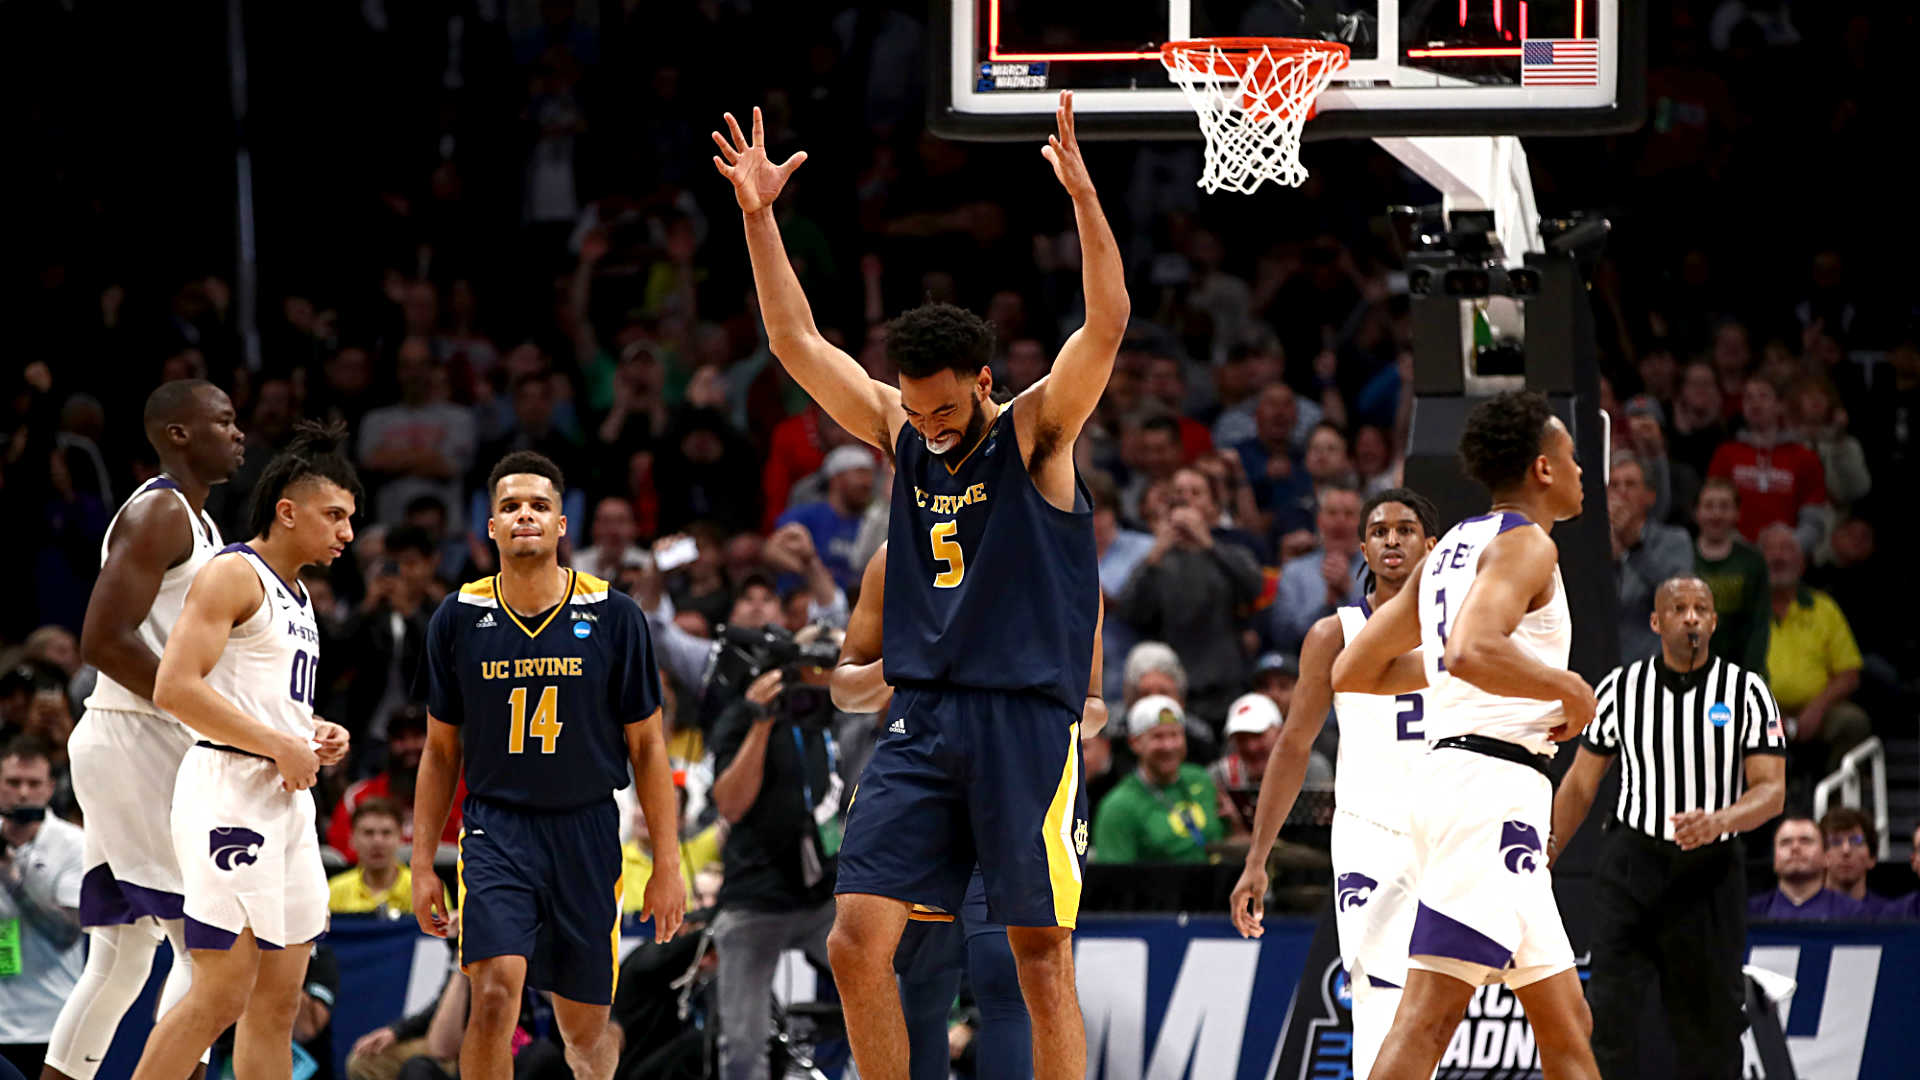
[5,0,1920,1074]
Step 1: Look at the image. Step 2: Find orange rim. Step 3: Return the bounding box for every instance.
[1160,36,1352,76]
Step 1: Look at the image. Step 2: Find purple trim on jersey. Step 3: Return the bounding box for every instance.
[146,477,182,493]
[78,864,185,928]
[1367,974,1402,989]
[223,542,308,607]
[1358,596,1374,618]
[184,916,301,951]
[1409,902,1513,970]
[1494,511,1534,535]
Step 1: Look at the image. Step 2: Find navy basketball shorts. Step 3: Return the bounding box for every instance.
[458,795,623,1005]
[839,687,1088,928]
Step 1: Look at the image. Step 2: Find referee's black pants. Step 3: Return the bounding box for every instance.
[1588,825,1748,1080]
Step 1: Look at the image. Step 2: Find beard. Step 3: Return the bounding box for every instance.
[926,395,988,456]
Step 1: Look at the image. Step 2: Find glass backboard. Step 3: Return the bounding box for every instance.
[931,0,1644,140]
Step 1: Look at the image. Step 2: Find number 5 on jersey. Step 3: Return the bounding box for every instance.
[930,520,965,588]
[507,685,562,754]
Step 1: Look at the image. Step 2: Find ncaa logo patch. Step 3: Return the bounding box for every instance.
[1709,701,1733,727]
[1335,871,1378,912]
[1500,820,1544,874]
[210,827,264,870]
[573,620,592,638]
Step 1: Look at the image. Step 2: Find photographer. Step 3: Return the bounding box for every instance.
[0,736,85,1078]
[705,637,843,1080]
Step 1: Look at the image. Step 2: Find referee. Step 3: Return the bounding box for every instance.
[1551,575,1787,1080]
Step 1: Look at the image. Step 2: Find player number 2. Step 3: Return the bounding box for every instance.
[506,685,562,754]
[930,520,965,589]
[1395,694,1425,741]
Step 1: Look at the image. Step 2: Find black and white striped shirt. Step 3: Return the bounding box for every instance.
[1586,655,1787,843]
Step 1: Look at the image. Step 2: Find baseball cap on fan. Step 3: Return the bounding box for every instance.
[1223,693,1281,736]
[1125,694,1185,738]
[821,446,875,480]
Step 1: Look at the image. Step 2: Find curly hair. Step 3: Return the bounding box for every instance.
[248,420,363,539]
[1458,390,1556,496]
[885,302,996,380]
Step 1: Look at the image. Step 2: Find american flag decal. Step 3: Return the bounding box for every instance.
[1521,39,1601,87]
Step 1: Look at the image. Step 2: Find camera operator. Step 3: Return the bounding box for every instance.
[705,631,845,1080]
[0,736,85,1077]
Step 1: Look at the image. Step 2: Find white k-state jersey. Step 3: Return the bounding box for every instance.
[1419,511,1572,756]
[197,543,319,744]
[85,476,225,716]
[1333,600,1430,834]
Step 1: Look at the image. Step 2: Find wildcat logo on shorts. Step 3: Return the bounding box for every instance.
[1335,871,1379,911]
[1500,820,1544,874]
[210,827,265,871]
[1073,818,1089,856]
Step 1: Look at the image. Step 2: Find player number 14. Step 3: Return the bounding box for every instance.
[930,520,965,588]
[506,685,563,754]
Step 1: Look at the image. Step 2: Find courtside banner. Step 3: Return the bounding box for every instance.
[1075,914,1916,1080]
[98,913,1917,1080]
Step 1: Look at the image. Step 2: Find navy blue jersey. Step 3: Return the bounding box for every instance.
[882,406,1098,711]
[422,570,661,811]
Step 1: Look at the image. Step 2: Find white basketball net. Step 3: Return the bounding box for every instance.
[1161,41,1350,194]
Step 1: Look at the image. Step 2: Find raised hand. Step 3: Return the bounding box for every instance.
[1040,91,1096,200]
[712,107,808,215]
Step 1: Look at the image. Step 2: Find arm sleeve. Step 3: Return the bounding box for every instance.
[1585,666,1624,753]
[422,600,463,725]
[1742,669,1788,756]
[614,596,664,724]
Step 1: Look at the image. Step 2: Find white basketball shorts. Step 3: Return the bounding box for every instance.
[173,744,328,950]
[1331,807,1420,991]
[70,708,197,931]
[1404,745,1573,988]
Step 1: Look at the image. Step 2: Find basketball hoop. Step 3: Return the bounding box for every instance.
[1160,37,1351,194]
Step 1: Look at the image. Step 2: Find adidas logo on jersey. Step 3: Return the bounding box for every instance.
[475,612,497,628]
[888,718,906,734]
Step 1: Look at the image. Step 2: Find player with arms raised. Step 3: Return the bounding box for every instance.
[410,451,685,1080]
[128,421,359,1080]
[1332,391,1600,1079]
[714,91,1123,1080]
[46,380,244,1080]
[1228,487,1439,1078]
